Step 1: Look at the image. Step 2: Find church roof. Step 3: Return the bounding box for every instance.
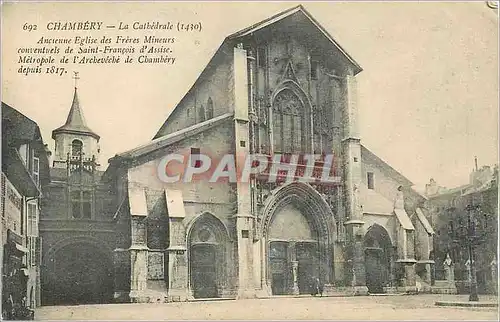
[154,5,362,139]
[110,112,234,165]
[361,145,414,187]
[52,88,100,140]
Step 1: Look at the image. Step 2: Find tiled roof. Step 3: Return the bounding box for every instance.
[2,102,39,145]
[111,112,234,163]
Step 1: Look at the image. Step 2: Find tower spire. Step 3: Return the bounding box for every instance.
[73,71,80,89]
[51,74,100,141]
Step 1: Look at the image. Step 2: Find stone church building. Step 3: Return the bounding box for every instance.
[103,6,435,302]
[40,6,436,304]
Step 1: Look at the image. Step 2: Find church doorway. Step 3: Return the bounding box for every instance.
[296,242,319,294]
[190,244,217,299]
[188,213,228,299]
[267,203,321,295]
[42,240,114,305]
[261,182,335,297]
[364,224,392,294]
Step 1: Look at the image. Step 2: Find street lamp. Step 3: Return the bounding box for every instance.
[464,203,479,301]
[450,200,486,302]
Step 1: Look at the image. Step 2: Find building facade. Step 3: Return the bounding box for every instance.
[39,88,117,305]
[104,6,436,303]
[425,163,498,294]
[1,102,50,316]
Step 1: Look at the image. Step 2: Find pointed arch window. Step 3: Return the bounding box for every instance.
[198,105,206,122]
[71,139,83,157]
[273,89,305,153]
[207,97,214,119]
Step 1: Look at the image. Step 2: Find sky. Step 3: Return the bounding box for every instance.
[1,1,498,191]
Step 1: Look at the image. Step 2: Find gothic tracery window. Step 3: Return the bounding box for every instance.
[273,90,305,153]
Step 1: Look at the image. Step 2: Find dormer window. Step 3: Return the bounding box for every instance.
[72,139,83,157]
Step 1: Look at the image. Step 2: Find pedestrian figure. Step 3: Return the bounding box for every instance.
[310,277,323,297]
[316,277,324,297]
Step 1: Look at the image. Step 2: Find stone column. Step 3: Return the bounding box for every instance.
[287,242,299,295]
[233,45,256,299]
[403,265,416,288]
[341,69,367,295]
[235,214,255,298]
[166,191,188,302]
[424,263,432,285]
[129,216,149,303]
[166,246,188,302]
[291,261,300,295]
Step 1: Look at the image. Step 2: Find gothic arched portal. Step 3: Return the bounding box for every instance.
[364,224,393,294]
[261,182,336,296]
[187,213,229,299]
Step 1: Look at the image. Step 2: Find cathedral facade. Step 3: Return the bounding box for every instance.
[104,6,435,302]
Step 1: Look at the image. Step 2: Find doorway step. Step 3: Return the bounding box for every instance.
[323,285,369,296]
[189,297,235,302]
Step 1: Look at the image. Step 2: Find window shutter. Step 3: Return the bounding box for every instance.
[30,236,36,266]
[35,237,42,266]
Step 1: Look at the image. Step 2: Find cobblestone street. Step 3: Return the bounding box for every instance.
[35,294,499,320]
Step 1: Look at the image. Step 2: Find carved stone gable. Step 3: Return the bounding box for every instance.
[280,60,299,84]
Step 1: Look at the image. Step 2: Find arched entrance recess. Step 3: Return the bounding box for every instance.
[364,224,393,294]
[187,212,229,299]
[261,182,336,295]
[42,237,114,305]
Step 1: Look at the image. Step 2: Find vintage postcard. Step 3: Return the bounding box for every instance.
[1,1,498,320]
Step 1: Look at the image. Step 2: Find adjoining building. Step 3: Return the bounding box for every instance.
[39,87,117,305]
[102,5,436,302]
[1,102,50,315]
[425,161,498,294]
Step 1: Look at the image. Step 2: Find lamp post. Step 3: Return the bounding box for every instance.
[450,200,484,302]
[465,203,479,301]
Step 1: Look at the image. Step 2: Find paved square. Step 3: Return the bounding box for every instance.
[35,295,499,320]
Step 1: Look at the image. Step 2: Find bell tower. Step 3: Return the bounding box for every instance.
[51,73,100,168]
